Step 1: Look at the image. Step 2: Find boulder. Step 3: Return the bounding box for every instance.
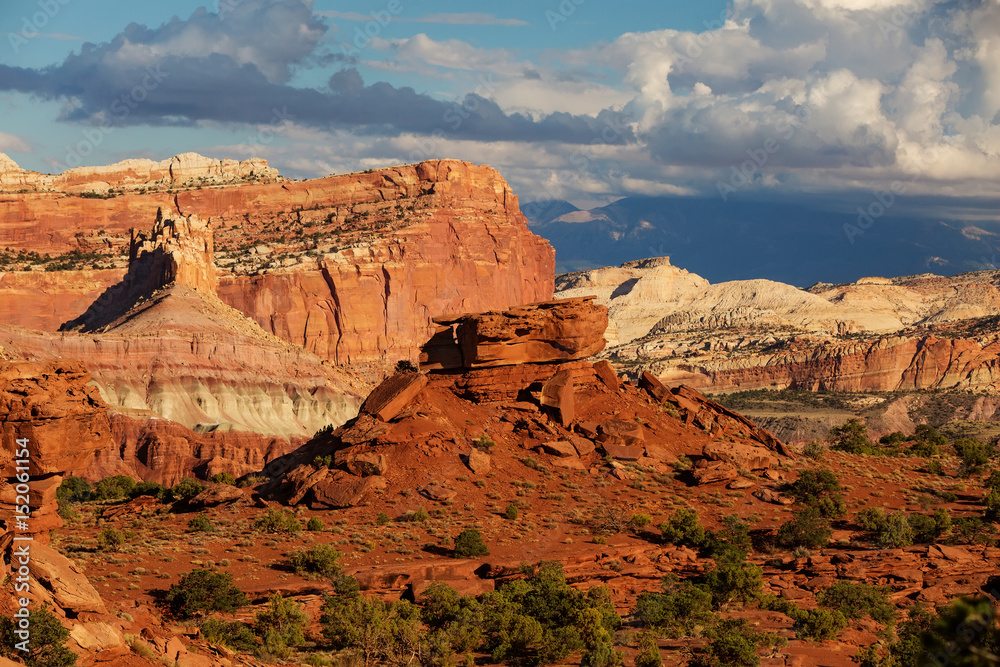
[552,457,586,470]
[310,472,385,509]
[421,482,457,502]
[692,460,738,484]
[593,360,620,392]
[189,483,243,507]
[540,370,575,426]
[602,444,645,461]
[28,542,107,614]
[753,488,795,505]
[450,297,608,368]
[466,448,491,474]
[703,441,777,471]
[639,371,669,402]
[569,435,596,456]
[600,419,644,445]
[361,372,428,422]
[542,441,578,458]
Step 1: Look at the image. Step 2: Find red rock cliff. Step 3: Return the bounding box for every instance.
[0,159,555,366]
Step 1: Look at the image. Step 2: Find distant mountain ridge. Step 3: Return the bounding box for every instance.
[524,196,1000,286]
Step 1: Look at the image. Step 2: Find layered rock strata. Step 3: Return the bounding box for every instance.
[4,210,364,437]
[0,157,555,367]
[556,257,1000,393]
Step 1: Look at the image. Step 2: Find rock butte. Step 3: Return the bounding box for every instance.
[556,256,1000,393]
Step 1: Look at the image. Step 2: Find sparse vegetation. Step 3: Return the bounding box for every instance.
[164,569,248,617]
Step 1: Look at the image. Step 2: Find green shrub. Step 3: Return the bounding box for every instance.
[908,508,951,543]
[985,470,1000,492]
[200,619,256,651]
[785,468,846,518]
[874,511,914,548]
[454,528,489,558]
[921,597,1000,664]
[634,576,713,636]
[306,517,324,531]
[254,508,302,534]
[57,476,92,503]
[164,569,248,617]
[776,508,831,549]
[985,489,1000,522]
[473,434,496,453]
[816,582,896,626]
[926,459,945,475]
[210,472,237,486]
[376,512,390,526]
[255,594,309,659]
[504,504,519,520]
[801,441,824,460]
[690,618,782,667]
[635,633,662,667]
[703,557,763,608]
[908,424,945,457]
[630,514,653,529]
[952,516,993,544]
[480,562,621,666]
[659,508,707,547]
[91,475,136,501]
[793,607,848,641]
[288,544,342,577]
[0,604,77,667]
[97,526,125,552]
[829,418,877,455]
[129,481,167,500]
[420,582,484,656]
[171,477,207,501]
[401,507,430,523]
[856,507,885,531]
[953,438,993,477]
[188,514,215,533]
[321,594,422,665]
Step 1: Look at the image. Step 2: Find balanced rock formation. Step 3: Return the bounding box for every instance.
[421,297,608,370]
[264,299,789,508]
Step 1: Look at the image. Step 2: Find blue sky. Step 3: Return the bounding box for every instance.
[0,0,997,217]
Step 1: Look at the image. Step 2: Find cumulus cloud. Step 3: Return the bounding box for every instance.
[2,0,998,208]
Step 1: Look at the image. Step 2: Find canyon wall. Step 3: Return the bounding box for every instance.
[0,157,555,366]
[557,257,1000,394]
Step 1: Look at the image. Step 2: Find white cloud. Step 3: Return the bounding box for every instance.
[0,132,31,154]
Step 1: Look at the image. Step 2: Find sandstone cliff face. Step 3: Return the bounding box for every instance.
[557,258,1000,394]
[0,151,278,194]
[0,360,112,538]
[662,334,1000,394]
[0,158,554,367]
[3,208,365,437]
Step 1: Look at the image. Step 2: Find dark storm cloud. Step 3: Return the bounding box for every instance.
[0,0,632,145]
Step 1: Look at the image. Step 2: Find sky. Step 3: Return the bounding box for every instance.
[0,0,998,217]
